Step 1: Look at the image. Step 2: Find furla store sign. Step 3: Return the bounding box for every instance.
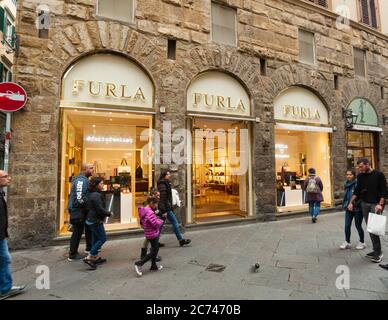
[274,87,329,125]
[187,71,250,116]
[62,54,154,109]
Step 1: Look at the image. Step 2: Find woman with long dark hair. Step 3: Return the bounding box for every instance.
[83,177,112,270]
[157,170,191,247]
[340,169,365,250]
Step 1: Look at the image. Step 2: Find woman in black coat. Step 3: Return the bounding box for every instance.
[157,170,191,247]
[83,177,112,269]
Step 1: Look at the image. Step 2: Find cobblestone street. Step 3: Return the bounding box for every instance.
[8,212,388,300]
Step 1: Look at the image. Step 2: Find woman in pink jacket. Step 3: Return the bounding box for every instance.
[134,197,164,276]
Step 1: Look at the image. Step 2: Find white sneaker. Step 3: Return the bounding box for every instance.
[355,242,366,250]
[340,242,352,250]
[134,264,143,277]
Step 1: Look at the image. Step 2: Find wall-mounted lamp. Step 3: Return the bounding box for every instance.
[342,108,358,129]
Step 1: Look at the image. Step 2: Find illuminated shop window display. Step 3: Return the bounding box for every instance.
[59,109,153,234]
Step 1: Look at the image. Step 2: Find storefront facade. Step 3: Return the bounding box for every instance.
[274,86,333,214]
[8,0,388,248]
[345,98,381,170]
[186,71,254,223]
[59,53,155,234]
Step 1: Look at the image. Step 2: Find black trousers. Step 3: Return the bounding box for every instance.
[69,218,92,256]
[360,202,382,254]
[137,238,159,268]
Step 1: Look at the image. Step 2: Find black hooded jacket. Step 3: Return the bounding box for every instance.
[157,179,173,214]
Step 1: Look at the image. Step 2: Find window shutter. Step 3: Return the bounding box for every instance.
[317,0,327,7]
[0,6,4,34]
[360,0,370,25]
[11,25,15,47]
[0,63,4,83]
[369,0,377,28]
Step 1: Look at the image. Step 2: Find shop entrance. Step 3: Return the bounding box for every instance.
[59,108,153,234]
[346,131,378,169]
[275,128,333,213]
[191,118,250,222]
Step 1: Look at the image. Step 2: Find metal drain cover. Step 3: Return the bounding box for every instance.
[206,264,226,273]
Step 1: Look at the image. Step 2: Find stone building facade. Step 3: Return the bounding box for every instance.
[8,0,388,248]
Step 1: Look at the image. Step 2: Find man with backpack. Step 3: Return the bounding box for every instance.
[303,168,324,223]
[348,158,387,264]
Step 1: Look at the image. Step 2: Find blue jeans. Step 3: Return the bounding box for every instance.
[345,209,364,243]
[0,239,12,294]
[308,202,321,218]
[167,211,183,241]
[88,222,107,256]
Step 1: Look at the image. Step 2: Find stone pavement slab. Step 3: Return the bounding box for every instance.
[8,212,388,300]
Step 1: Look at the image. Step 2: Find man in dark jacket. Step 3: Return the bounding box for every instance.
[0,171,26,299]
[348,158,387,264]
[67,164,94,261]
[157,170,191,247]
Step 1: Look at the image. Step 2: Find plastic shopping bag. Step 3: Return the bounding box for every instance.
[367,212,387,237]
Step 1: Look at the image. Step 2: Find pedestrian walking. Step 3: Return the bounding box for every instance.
[139,188,165,262]
[339,169,365,250]
[0,170,26,300]
[303,168,324,223]
[348,158,387,263]
[157,170,191,246]
[67,164,94,261]
[134,197,164,276]
[83,177,112,270]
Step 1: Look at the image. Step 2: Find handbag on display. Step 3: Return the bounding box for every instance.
[118,159,131,174]
[367,211,387,237]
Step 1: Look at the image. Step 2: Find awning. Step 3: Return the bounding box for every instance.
[275,122,333,133]
[351,124,383,132]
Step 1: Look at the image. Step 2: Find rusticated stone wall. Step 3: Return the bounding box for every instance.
[8,0,388,248]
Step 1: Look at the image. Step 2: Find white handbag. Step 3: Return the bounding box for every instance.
[367,212,387,237]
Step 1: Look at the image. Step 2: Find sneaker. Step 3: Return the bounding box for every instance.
[150,265,163,271]
[340,242,352,250]
[68,253,86,261]
[134,263,143,277]
[379,263,388,270]
[371,254,383,263]
[0,285,26,300]
[95,257,107,264]
[179,239,191,247]
[312,218,316,223]
[366,251,375,259]
[355,242,366,250]
[83,258,97,270]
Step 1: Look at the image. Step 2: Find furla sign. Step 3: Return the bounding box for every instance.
[187,71,250,117]
[61,54,154,109]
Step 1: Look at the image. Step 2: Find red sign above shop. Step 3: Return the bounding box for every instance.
[0,82,28,112]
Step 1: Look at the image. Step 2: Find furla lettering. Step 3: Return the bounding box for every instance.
[72,80,146,102]
[192,93,246,112]
[283,105,321,121]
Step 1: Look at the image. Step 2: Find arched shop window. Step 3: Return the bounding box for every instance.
[273,86,333,213]
[59,54,154,234]
[345,98,381,170]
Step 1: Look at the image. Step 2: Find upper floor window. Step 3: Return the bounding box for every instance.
[354,47,366,77]
[307,0,328,8]
[0,6,15,47]
[97,0,134,23]
[359,0,378,29]
[0,63,12,82]
[211,2,236,46]
[299,29,315,65]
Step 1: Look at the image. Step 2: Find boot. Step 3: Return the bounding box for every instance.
[140,248,147,259]
[179,239,191,247]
